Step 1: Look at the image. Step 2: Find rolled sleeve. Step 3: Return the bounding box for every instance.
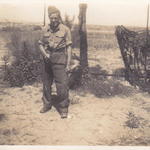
[38,26,49,46]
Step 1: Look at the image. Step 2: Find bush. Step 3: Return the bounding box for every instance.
[4,27,43,87]
[5,54,42,87]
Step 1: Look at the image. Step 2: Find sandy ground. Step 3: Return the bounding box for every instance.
[0,36,150,145]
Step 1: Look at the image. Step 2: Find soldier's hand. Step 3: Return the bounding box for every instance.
[44,53,50,59]
[66,65,71,73]
[43,53,50,62]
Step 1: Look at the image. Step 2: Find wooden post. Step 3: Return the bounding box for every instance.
[144,4,150,83]
[79,3,88,69]
[146,4,149,42]
[43,0,46,26]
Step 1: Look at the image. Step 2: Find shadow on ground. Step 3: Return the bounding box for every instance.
[0,66,10,97]
[76,65,138,98]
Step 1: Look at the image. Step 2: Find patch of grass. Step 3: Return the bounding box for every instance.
[72,25,118,49]
[70,93,80,105]
[110,135,150,146]
[125,112,147,129]
[0,114,6,121]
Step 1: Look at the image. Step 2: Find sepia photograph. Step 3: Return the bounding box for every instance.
[0,0,150,148]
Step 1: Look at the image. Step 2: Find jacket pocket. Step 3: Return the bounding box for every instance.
[54,32,65,48]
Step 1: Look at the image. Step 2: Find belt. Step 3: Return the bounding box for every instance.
[47,47,66,53]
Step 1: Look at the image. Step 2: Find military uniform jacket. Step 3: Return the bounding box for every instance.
[39,23,72,65]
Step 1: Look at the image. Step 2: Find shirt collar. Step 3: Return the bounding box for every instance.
[48,23,61,33]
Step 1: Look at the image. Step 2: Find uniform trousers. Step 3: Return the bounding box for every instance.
[42,57,69,113]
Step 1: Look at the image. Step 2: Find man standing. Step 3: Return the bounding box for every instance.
[38,6,72,119]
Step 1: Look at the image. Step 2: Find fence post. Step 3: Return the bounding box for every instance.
[79,3,88,69]
[43,0,46,26]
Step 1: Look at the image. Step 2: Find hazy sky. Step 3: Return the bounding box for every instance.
[0,0,150,26]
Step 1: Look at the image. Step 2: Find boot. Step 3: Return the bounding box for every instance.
[40,105,52,113]
[59,107,68,119]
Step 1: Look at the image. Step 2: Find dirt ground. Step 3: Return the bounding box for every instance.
[0,36,150,146]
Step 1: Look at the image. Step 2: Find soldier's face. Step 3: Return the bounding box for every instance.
[49,13,60,27]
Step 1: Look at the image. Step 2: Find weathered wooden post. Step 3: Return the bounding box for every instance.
[43,0,46,26]
[79,3,88,70]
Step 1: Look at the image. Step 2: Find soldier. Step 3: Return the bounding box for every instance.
[38,6,72,119]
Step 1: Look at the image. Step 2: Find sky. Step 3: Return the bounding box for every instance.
[0,0,150,27]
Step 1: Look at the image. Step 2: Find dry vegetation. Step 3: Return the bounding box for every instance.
[0,22,150,145]
[0,23,119,87]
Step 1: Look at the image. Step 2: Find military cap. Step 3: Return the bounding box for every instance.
[48,6,60,16]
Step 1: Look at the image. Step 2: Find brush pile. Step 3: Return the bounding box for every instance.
[115,25,150,91]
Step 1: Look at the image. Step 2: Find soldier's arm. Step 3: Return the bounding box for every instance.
[38,43,50,59]
[66,45,72,70]
[38,27,50,59]
[65,27,72,71]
